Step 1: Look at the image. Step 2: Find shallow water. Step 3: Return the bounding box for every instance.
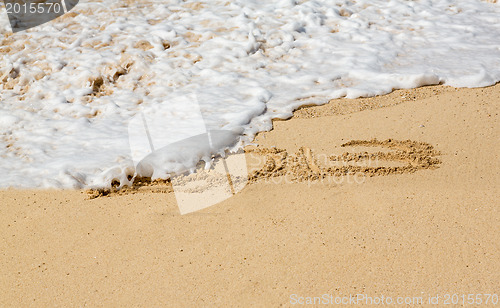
[1,0,499,188]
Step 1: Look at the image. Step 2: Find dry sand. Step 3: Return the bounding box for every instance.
[1,84,499,306]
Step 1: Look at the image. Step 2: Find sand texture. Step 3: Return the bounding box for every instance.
[1,84,499,306]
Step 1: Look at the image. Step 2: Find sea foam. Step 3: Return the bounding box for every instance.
[0,0,499,188]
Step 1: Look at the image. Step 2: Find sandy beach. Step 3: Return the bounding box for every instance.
[1,84,499,306]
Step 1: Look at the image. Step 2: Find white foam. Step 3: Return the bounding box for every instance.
[1,0,499,188]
